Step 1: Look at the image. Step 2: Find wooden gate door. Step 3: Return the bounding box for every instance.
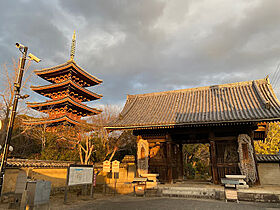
[216,141,240,182]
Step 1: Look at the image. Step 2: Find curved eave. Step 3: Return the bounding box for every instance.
[23,116,81,126]
[34,61,102,85]
[27,97,102,115]
[105,118,280,130]
[31,80,103,101]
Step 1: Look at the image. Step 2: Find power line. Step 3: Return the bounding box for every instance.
[271,63,280,87]
[271,63,279,85]
[273,64,280,90]
[271,62,280,85]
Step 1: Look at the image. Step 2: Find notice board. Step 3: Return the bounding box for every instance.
[68,165,94,186]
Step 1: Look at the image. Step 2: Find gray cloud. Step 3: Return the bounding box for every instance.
[1,0,280,108]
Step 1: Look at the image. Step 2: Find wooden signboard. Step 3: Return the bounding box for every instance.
[112,160,120,173]
[225,189,238,202]
[103,160,111,173]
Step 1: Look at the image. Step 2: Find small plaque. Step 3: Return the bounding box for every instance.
[112,160,120,173]
[103,160,111,173]
[225,189,238,200]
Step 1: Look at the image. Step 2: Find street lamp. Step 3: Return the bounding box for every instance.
[0,43,40,196]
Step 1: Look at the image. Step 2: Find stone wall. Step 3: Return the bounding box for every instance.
[258,163,280,185]
[2,163,137,195]
[2,168,20,194]
[93,163,136,194]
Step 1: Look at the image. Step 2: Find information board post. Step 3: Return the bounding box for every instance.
[64,167,70,204]
[112,160,120,196]
[91,172,96,198]
[112,172,115,195]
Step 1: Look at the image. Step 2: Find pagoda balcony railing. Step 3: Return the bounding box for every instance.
[48,113,81,121]
[49,74,90,87]
[44,94,84,103]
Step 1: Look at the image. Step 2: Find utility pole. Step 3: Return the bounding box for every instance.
[0,43,40,196]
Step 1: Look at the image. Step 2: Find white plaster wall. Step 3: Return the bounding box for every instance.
[258,163,280,185]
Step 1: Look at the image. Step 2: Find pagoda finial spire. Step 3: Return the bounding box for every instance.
[70,30,76,61]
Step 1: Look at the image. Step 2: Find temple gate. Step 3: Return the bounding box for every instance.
[107,77,280,185]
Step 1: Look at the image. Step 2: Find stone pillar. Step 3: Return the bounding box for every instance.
[137,136,149,176]
[237,134,258,185]
[127,163,136,181]
[249,131,260,185]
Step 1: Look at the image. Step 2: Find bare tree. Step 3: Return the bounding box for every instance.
[79,135,94,165]
[23,122,48,150]
[89,105,121,160]
[0,58,32,144]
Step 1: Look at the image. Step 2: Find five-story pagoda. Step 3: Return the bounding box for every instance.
[25,32,102,127]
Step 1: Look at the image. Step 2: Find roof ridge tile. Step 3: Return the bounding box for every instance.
[128,78,267,98]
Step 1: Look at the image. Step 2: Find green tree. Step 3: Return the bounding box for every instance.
[183,144,210,179]
[9,115,41,158]
[40,126,80,161]
[254,122,280,154]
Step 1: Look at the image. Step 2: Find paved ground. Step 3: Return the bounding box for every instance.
[1,193,279,209]
[64,196,280,210]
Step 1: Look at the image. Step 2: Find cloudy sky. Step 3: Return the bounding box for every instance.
[1,0,280,108]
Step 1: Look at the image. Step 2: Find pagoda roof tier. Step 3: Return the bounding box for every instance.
[27,97,102,115]
[31,80,102,102]
[23,115,81,126]
[34,60,102,87]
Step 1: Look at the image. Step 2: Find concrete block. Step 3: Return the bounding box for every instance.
[236,185,249,189]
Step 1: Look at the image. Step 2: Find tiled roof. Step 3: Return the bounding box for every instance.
[107,78,280,129]
[31,80,102,102]
[256,154,280,163]
[27,97,102,115]
[34,60,103,86]
[23,115,82,126]
[6,159,74,168]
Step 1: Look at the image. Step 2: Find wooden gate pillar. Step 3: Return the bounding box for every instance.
[210,140,219,184]
[166,142,173,183]
[178,144,184,180]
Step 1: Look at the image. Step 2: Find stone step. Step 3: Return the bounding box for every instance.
[159,187,224,200]
[158,186,280,203]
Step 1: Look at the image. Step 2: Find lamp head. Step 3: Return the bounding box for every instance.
[9,146,13,152]
[28,53,41,63]
[15,43,25,49]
